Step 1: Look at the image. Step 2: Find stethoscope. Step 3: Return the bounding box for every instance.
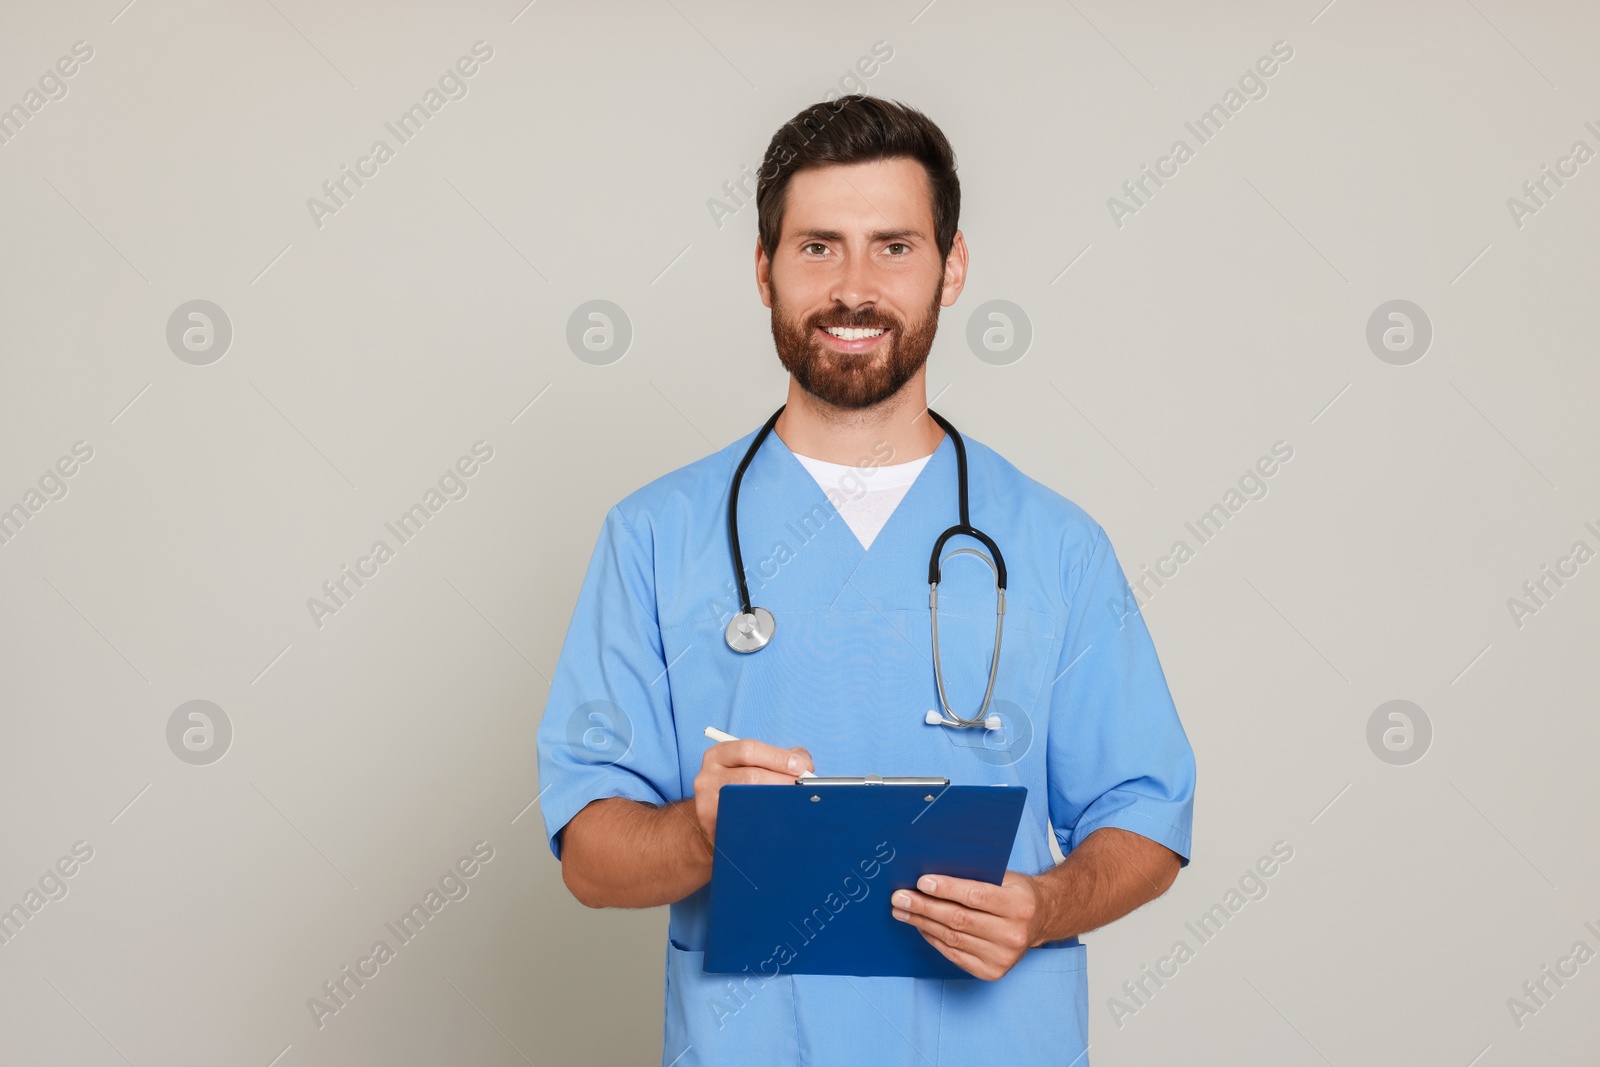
[723,405,1007,730]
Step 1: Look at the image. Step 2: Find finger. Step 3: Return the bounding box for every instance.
[908,874,1015,918]
[890,889,1015,947]
[912,906,1027,956]
[787,745,814,771]
[894,905,977,954]
[919,927,1005,981]
[696,765,809,802]
[893,911,1008,980]
[708,738,812,776]
[925,937,999,980]
[728,766,807,786]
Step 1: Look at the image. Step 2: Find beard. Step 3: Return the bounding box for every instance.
[770,278,943,411]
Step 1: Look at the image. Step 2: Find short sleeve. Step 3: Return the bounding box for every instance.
[1046,523,1195,866]
[535,506,682,860]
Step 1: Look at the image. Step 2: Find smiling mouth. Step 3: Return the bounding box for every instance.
[821,326,888,340]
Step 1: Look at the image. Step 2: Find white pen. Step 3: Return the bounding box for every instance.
[703,726,817,779]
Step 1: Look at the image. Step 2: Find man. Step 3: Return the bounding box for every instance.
[536,95,1195,1065]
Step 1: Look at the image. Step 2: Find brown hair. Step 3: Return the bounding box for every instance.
[755,95,960,266]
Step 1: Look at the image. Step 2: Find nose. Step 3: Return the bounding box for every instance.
[830,251,882,313]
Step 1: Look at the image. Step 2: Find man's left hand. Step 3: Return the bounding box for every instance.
[890,871,1045,980]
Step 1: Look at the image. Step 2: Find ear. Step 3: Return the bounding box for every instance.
[939,230,969,308]
[756,241,775,309]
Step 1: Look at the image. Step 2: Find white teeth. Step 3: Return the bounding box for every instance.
[824,327,887,340]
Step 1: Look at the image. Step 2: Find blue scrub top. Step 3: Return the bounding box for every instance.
[536,423,1196,1066]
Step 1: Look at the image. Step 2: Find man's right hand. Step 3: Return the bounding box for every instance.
[693,738,814,846]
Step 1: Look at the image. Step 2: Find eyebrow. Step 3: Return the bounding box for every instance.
[793,228,923,244]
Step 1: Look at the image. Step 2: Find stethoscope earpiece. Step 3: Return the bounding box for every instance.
[924,709,1003,731]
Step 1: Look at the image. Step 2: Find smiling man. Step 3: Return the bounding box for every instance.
[536,95,1196,1066]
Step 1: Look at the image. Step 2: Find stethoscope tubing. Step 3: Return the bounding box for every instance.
[724,404,1007,729]
[727,405,786,619]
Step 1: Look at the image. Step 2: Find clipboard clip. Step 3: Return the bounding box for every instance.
[797,775,951,786]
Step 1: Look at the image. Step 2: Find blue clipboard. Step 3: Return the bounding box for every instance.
[704,778,1028,979]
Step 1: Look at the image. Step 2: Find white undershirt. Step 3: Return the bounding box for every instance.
[792,452,932,550]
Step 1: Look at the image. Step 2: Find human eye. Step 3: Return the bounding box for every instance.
[885,242,911,256]
[803,242,830,256]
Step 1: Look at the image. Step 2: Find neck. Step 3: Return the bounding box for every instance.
[772,369,945,465]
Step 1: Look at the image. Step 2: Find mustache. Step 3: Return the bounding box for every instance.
[811,312,897,330]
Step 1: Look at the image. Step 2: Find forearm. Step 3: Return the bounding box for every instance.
[1029,827,1181,946]
[559,796,713,909]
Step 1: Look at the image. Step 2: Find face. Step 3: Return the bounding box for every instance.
[759,157,965,411]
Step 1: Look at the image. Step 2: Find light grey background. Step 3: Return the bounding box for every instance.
[2,1,1596,1064]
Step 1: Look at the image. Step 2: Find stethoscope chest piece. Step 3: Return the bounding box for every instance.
[725,606,775,653]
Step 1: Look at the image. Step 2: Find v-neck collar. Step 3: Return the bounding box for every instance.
[778,427,951,542]
[730,425,959,610]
